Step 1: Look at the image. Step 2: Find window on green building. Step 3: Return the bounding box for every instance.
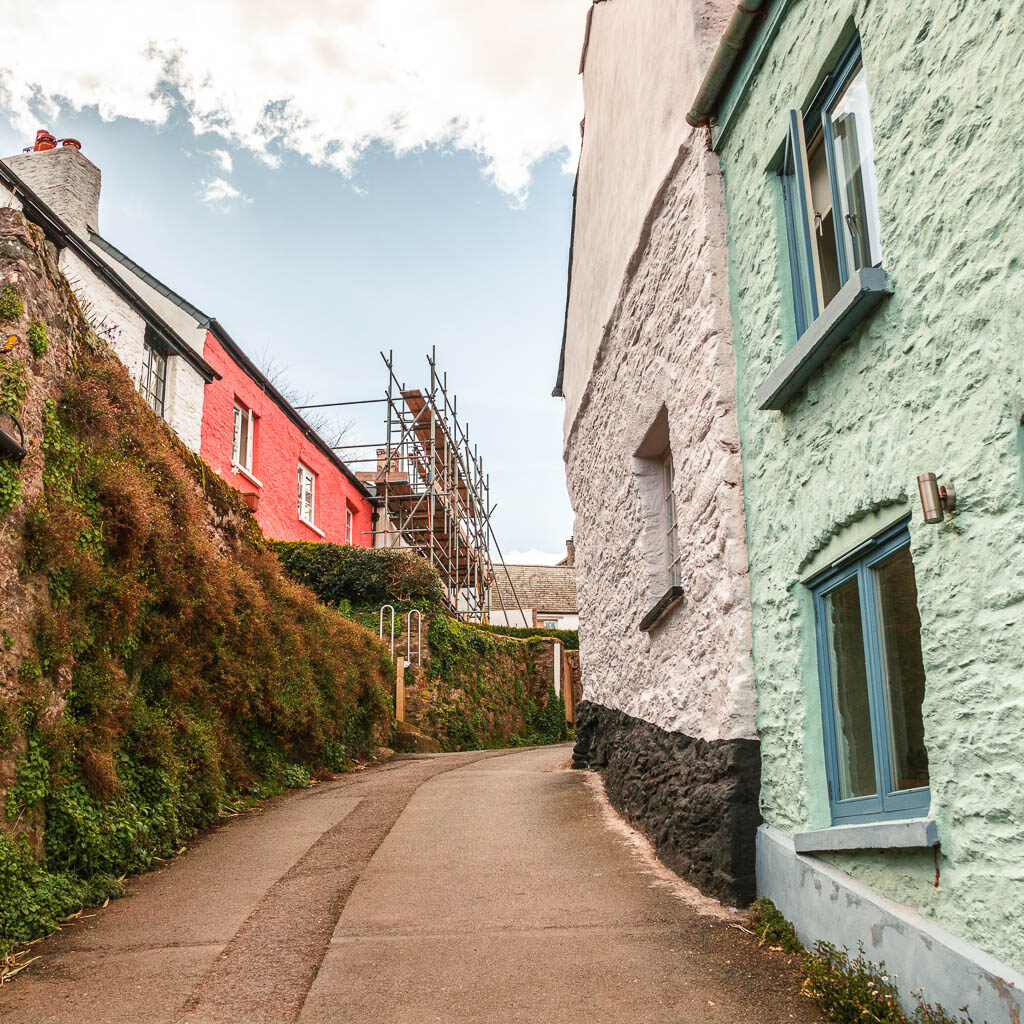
[809,520,930,824]
[781,38,883,338]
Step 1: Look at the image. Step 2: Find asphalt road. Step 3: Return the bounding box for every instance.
[0,745,817,1023]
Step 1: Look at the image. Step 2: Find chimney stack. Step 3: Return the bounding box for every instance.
[564,538,575,567]
[4,129,101,238]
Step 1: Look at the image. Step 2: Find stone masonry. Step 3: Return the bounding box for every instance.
[560,0,758,905]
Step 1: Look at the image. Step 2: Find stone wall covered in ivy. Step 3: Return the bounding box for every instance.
[0,208,393,954]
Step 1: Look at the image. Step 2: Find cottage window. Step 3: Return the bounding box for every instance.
[345,506,354,545]
[138,331,168,418]
[782,39,883,339]
[232,401,254,473]
[810,520,930,824]
[297,462,316,526]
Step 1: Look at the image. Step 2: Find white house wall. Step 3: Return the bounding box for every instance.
[563,0,759,905]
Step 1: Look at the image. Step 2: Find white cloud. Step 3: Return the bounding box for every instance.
[505,548,566,566]
[210,148,233,173]
[0,0,587,198]
[199,176,252,206]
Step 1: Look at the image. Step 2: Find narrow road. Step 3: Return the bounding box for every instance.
[1,746,816,1023]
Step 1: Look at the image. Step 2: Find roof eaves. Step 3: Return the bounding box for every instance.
[206,318,372,501]
[0,161,219,383]
[88,231,211,326]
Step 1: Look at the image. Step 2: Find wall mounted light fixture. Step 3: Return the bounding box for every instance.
[0,410,26,462]
[917,473,955,524]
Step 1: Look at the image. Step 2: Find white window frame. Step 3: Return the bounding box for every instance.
[663,450,681,589]
[138,336,167,418]
[345,506,354,545]
[232,401,255,473]
[297,461,317,528]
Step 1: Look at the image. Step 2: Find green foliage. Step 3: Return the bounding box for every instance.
[470,622,579,650]
[0,833,122,954]
[273,540,445,611]
[27,320,48,359]
[802,941,980,1023]
[0,336,395,954]
[0,356,28,413]
[0,459,21,515]
[0,283,24,322]
[423,615,568,751]
[749,897,803,954]
[745,903,982,1023]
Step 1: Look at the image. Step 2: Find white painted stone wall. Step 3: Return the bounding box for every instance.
[562,0,756,745]
[59,248,147,382]
[561,0,731,433]
[5,147,101,238]
[4,146,208,451]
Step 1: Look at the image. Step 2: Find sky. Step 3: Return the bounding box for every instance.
[0,0,588,565]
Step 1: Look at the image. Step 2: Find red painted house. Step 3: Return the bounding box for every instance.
[81,234,375,546]
[199,321,374,546]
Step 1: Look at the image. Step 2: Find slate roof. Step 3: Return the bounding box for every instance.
[493,564,577,614]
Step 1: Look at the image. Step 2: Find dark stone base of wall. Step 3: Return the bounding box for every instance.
[573,700,761,906]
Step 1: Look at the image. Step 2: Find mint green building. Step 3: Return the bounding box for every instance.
[691,1,1024,1017]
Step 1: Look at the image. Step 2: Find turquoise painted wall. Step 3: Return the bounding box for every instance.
[716,0,1024,971]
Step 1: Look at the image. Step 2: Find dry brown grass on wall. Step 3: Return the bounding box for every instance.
[0,207,393,954]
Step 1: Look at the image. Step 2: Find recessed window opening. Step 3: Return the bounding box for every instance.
[232,401,254,473]
[781,38,883,338]
[297,462,316,526]
[345,505,354,545]
[139,329,167,418]
[811,520,929,824]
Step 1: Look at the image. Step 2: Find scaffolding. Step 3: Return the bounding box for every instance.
[321,349,525,622]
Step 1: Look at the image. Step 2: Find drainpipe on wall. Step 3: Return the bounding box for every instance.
[685,0,767,127]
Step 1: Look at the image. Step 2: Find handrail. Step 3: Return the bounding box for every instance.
[379,605,395,659]
[406,610,422,667]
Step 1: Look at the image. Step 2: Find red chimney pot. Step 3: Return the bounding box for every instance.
[34,130,56,152]
[60,138,82,151]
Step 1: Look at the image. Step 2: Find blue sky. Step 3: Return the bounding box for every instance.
[0,0,586,562]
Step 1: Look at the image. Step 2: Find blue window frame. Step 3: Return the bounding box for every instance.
[809,519,930,824]
[781,37,884,338]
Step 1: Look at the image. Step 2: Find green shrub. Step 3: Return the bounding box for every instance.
[0,459,20,515]
[273,540,445,611]
[27,320,48,358]
[745,902,983,1023]
[0,283,24,322]
[470,622,579,650]
[0,357,28,413]
[750,897,803,954]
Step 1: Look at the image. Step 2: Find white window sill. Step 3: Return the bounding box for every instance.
[231,463,263,489]
[299,517,325,538]
[794,817,937,854]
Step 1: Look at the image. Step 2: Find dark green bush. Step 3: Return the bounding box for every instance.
[272,540,445,611]
[469,622,579,650]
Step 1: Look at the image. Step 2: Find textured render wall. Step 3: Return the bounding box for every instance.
[566,142,756,744]
[200,331,373,547]
[4,147,101,237]
[561,0,731,431]
[90,243,209,355]
[58,248,146,382]
[718,1,1024,971]
[164,356,205,452]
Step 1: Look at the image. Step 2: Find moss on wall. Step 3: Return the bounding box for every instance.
[417,615,568,752]
[0,209,393,954]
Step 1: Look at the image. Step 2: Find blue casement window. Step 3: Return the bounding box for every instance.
[781,38,884,338]
[809,520,930,824]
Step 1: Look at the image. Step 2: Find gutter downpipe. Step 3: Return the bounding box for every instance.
[685,0,767,127]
